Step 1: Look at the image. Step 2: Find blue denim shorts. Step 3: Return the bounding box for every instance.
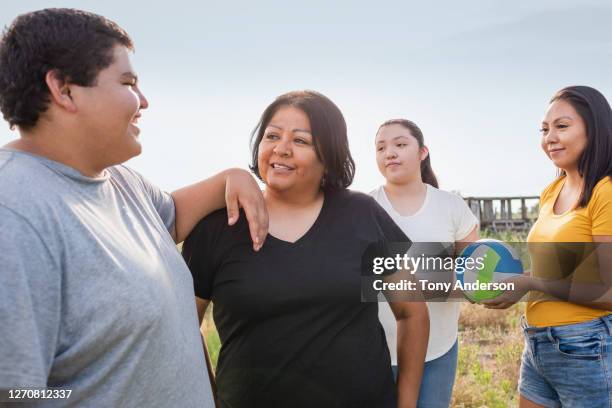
[519,314,612,408]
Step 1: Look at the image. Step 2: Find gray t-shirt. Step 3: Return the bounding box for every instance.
[0,149,214,407]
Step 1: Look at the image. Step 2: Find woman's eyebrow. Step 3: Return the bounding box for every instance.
[266,124,311,134]
[293,128,311,134]
[542,115,573,125]
[552,115,572,123]
[376,135,410,144]
[120,72,138,82]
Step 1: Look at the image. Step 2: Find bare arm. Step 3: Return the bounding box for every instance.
[195,297,210,325]
[389,301,429,408]
[484,235,612,310]
[455,225,479,255]
[172,168,268,249]
[378,262,428,407]
[530,235,612,309]
[195,297,218,405]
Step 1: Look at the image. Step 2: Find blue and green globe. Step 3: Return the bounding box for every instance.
[455,239,524,302]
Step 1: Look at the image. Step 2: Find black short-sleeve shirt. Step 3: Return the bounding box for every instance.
[182,189,410,408]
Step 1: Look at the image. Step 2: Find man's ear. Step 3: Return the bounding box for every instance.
[45,70,77,113]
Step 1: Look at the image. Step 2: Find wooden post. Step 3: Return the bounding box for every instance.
[467,196,539,232]
[483,200,494,223]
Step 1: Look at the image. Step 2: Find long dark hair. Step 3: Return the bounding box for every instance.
[377,119,439,188]
[550,86,612,207]
[250,90,355,192]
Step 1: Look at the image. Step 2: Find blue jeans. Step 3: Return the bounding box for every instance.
[519,314,612,408]
[392,340,458,408]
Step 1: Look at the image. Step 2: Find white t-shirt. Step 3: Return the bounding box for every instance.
[370,184,478,363]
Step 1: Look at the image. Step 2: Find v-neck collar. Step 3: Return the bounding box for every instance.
[266,191,329,247]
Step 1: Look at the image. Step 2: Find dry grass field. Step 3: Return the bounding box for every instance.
[452,303,524,407]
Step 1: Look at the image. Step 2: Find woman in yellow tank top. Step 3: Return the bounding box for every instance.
[484,86,612,408]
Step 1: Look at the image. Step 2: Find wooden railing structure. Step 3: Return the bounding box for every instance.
[463,195,540,232]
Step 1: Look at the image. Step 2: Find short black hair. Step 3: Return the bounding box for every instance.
[0,8,133,129]
[249,90,355,192]
[551,86,612,207]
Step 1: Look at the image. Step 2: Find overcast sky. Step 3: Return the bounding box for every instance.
[2,1,611,196]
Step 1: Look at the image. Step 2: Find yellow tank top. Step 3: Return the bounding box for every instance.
[526,175,612,327]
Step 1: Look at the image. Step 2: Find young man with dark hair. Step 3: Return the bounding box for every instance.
[0,8,266,407]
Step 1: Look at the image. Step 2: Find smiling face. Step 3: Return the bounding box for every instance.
[72,44,149,168]
[257,105,325,195]
[375,123,428,184]
[540,99,588,172]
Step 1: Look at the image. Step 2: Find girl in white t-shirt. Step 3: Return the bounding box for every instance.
[371,119,479,408]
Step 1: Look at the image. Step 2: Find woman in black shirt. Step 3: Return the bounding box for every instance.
[183,90,429,408]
